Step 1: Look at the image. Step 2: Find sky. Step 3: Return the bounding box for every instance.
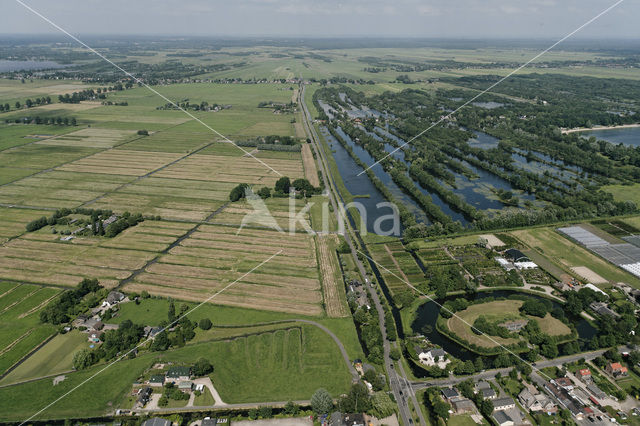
[1,0,638,39]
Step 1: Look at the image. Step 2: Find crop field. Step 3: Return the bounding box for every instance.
[301,143,319,187]
[0,207,52,243]
[36,127,136,149]
[368,241,424,296]
[510,227,640,288]
[123,223,325,315]
[316,234,349,317]
[0,282,60,376]
[0,221,181,288]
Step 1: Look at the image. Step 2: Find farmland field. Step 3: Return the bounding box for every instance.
[0,324,351,421]
[0,282,60,376]
[510,227,640,288]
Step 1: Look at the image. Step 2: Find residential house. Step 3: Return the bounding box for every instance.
[102,291,125,309]
[577,369,592,382]
[493,410,514,426]
[441,387,459,401]
[476,381,497,400]
[418,348,450,368]
[606,362,628,377]
[493,397,516,411]
[201,419,219,426]
[141,418,171,426]
[517,389,556,414]
[451,397,475,414]
[166,366,191,381]
[553,377,574,391]
[136,387,153,407]
[144,326,163,339]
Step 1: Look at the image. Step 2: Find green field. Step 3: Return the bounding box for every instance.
[1,330,90,385]
[446,299,571,349]
[0,324,351,421]
[0,282,60,376]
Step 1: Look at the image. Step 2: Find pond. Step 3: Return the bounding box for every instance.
[582,126,640,147]
[472,101,506,109]
[410,289,598,363]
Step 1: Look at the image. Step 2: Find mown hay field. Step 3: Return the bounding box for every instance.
[123,223,324,315]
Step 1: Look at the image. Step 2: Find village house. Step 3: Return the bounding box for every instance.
[493,410,514,426]
[577,368,592,383]
[136,386,153,408]
[606,362,628,377]
[417,347,450,368]
[329,412,366,426]
[492,397,516,411]
[587,383,606,400]
[102,290,125,309]
[518,388,556,414]
[476,381,497,399]
[552,377,574,391]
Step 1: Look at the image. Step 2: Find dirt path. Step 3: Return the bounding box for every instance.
[317,234,349,317]
[384,244,410,284]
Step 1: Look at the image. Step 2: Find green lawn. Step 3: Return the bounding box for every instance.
[194,387,215,406]
[0,324,351,421]
[0,330,90,385]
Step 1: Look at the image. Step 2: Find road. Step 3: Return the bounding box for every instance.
[299,85,424,426]
[410,347,632,390]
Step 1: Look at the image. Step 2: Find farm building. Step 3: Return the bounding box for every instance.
[167,366,192,381]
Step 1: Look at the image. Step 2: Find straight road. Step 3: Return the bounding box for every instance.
[299,85,424,426]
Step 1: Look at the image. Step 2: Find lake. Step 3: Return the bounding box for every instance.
[583,126,640,147]
[0,60,68,72]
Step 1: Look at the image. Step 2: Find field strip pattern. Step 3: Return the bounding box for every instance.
[316,234,349,317]
[123,224,323,315]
